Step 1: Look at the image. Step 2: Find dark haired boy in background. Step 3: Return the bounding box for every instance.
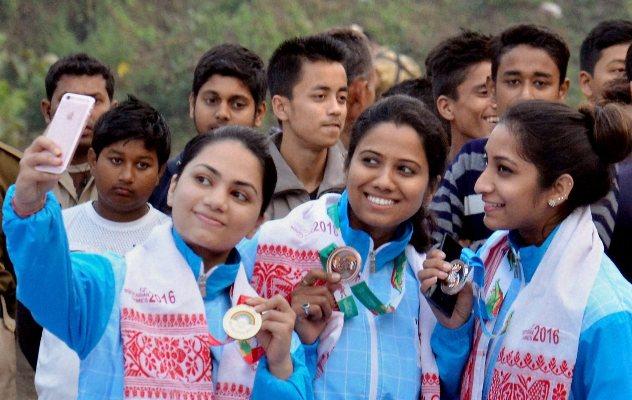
[35,97,171,400]
[266,34,348,219]
[425,31,497,161]
[579,19,632,105]
[41,53,117,209]
[149,43,267,213]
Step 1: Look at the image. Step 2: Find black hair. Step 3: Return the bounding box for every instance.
[382,77,434,110]
[626,45,632,82]
[425,30,492,101]
[381,77,450,141]
[503,100,632,214]
[92,95,171,167]
[45,53,115,100]
[346,95,448,252]
[600,78,632,105]
[267,34,347,99]
[175,126,277,216]
[580,20,632,74]
[191,44,267,107]
[491,24,570,84]
[325,27,373,82]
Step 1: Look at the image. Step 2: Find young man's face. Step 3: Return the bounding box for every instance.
[41,74,113,152]
[189,74,265,134]
[88,139,162,222]
[448,61,498,140]
[491,45,569,115]
[580,42,631,103]
[273,60,348,151]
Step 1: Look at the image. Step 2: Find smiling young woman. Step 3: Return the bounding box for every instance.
[3,126,314,399]
[422,99,632,400]
[238,95,468,399]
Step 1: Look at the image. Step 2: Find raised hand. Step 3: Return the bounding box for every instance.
[13,136,64,215]
[419,249,473,329]
[289,268,340,345]
[247,295,296,380]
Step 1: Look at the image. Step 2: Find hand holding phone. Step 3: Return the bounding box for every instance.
[424,234,472,317]
[35,93,95,174]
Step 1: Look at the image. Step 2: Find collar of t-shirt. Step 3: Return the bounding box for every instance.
[337,190,413,272]
[507,224,560,284]
[171,227,242,300]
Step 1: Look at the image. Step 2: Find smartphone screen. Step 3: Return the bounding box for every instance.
[35,93,95,174]
[440,234,463,264]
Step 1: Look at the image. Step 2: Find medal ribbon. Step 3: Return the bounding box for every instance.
[319,203,408,318]
[469,246,522,340]
[205,294,265,364]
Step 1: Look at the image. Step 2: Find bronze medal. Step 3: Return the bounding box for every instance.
[327,246,362,283]
[223,304,262,340]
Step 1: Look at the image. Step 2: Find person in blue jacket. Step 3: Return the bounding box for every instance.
[239,95,471,400]
[4,126,313,399]
[422,100,632,400]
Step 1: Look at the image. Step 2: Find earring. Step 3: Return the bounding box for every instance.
[548,196,565,208]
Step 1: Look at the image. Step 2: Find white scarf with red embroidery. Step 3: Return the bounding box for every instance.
[460,206,601,400]
[251,193,441,400]
[120,222,258,400]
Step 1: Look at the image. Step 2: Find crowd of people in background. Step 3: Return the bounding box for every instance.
[0,18,631,400]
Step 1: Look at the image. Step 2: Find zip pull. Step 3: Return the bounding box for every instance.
[369,250,376,273]
[198,262,207,298]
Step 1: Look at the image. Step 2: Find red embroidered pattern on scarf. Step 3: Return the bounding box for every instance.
[421,373,440,400]
[252,245,321,298]
[121,308,214,399]
[214,382,252,400]
[486,348,573,400]
[483,237,509,292]
[495,347,573,378]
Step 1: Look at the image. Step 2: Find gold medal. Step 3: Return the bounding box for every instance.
[327,246,361,283]
[223,304,262,340]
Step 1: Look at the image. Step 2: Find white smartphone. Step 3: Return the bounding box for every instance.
[35,93,95,174]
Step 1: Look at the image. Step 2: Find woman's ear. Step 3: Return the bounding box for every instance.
[547,173,574,207]
[424,174,442,204]
[166,174,179,208]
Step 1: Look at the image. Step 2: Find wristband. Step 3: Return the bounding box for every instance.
[11,195,46,218]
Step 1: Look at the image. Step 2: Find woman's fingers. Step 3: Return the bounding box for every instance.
[28,136,62,157]
[252,294,294,316]
[300,268,341,286]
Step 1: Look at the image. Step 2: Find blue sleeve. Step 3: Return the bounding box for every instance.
[301,341,319,378]
[2,186,116,358]
[572,311,632,399]
[431,315,474,400]
[252,342,314,400]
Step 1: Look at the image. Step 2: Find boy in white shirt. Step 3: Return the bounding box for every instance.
[35,96,171,399]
